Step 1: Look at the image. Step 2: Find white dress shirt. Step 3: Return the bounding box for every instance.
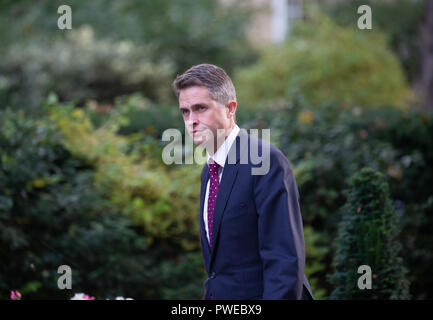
[203,124,240,244]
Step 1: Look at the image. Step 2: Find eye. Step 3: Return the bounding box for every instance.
[181,109,189,115]
[199,105,206,111]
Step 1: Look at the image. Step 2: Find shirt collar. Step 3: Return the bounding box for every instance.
[207,124,240,168]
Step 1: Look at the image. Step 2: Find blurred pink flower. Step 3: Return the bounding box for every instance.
[71,293,95,300]
[10,290,22,300]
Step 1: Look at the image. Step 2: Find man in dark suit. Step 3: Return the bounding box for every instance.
[172,64,313,300]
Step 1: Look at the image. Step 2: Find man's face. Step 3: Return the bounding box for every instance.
[179,86,233,150]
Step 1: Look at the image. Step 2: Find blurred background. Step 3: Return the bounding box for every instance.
[0,0,432,300]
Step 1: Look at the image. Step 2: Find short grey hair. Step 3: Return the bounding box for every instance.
[172,64,237,106]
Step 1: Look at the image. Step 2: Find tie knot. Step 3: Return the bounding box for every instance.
[208,162,220,177]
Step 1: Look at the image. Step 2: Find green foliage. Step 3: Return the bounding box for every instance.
[110,93,185,138]
[47,98,202,251]
[157,252,207,300]
[322,0,423,83]
[0,108,147,298]
[0,26,173,112]
[0,103,205,299]
[0,0,430,299]
[0,0,255,89]
[328,168,410,299]
[2,95,432,299]
[303,226,328,300]
[127,0,256,74]
[402,196,433,300]
[272,100,433,298]
[273,101,433,225]
[234,13,412,110]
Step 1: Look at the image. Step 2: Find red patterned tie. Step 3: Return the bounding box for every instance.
[208,162,220,248]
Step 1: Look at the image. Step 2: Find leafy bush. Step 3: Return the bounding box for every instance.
[106,93,184,139]
[272,99,433,298]
[322,0,423,83]
[0,108,148,299]
[303,226,328,300]
[3,91,432,299]
[328,167,410,299]
[0,103,206,299]
[234,13,412,110]
[0,0,255,84]
[47,98,202,249]
[127,0,256,75]
[0,26,174,112]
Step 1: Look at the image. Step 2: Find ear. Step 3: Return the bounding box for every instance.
[226,100,237,119]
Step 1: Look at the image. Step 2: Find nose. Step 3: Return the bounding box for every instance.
[186,113,199,127]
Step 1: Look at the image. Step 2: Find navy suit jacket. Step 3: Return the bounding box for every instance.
[199,128,313,300]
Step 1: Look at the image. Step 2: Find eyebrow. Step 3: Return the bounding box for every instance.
[179,103,209,112]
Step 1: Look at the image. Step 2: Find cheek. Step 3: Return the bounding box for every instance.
[199,109,225,129]
[198,113,214,127]
[210,109,225,123]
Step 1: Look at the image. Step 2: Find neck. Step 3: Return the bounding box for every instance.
[207,123,235,155]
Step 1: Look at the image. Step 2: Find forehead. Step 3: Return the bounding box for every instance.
[178,86,212,107]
